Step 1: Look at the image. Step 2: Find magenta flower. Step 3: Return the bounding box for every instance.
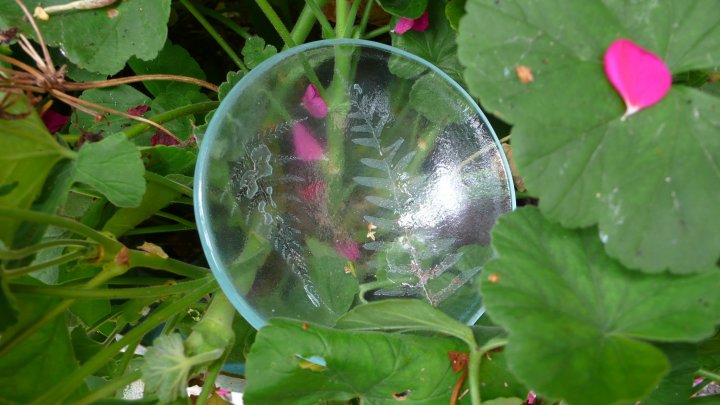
[335,239,360,261]
[604,39,671,118]
[301,84,328,119]
[41,109,69,133]
[527,391,536,404]
[392,10,429,35]
[292,122,325,161]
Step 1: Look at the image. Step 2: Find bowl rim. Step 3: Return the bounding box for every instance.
[194,38,516,329]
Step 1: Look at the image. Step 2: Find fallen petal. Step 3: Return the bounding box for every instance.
[301,84,328,118]
[41,109,69,133]
[151,130,180,146]
[292,123,325,161]
[127,104,150,116]
[604,39,671,118]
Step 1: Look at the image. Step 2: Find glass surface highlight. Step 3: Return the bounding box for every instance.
[195,39,515,329]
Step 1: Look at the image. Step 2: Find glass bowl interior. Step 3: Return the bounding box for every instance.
[195,39,515,329]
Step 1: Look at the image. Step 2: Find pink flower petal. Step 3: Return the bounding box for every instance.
[302,84,328,119]
[41,109,69,133]
[335,239,360,261]
[392,17,415,34]
[604,39,671,118]
[216,389,230,396]
[411,11,429,32]
[292,123,325,161]
[527,391,536,404]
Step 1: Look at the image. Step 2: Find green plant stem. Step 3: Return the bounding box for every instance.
[697,369,720,383]
[122,101,219,140]
[114,339,140,378]
[343,0,362,38]
[363,24,391,40]
[73,371,142,405]
[10,277,212,299]
[179,0,248,73]
[304,0,335,38]
[30,279,217,405]
[0,207,122,255]
[127,249,208,279]
[0,238,96,259]
[0,262,128,357]
[124,224,196,236]
[292,0,331,42]
[335,0,349,38]
[155,211,197,228]
[196,4,251,39]
[196,350,229,405]
[3,248,94,279]
[468,349,482,405]
[255,0,297,48]
[145,171,193,198]
[354,0,375,39]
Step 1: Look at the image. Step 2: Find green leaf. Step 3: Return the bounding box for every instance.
[241,36,278,70]
[0,93,67,246]
[75,133,146,207]
[141,333,223,403]
[74,85,151,136]
[0,281,18,332]
[643,343,699,405]
[195,70,244,143]
[389,0,463,83]
[306,238,358,321]
[218,71,245,102]
[445,0,467,30]
[457,0,720,273]
[102,179,179,236]
[336,299,476,347]
[8,159,75,268]
[142,146,197,176]
[129,40,207,97]
[377,0,428,18]
[409,73,464,123]
[0,295,81,403]
[245,318,465,404]
[148,93,197,142]
[479,351,529,401]
[0,0,172,75]
[481,207,720,405]
[698,332,720,372]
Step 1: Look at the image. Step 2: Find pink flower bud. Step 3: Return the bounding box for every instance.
[292,122,325,161]
[392,11,429,35]
[301,84,328,119]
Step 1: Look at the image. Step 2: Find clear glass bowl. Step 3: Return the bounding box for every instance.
[194,39,514,328]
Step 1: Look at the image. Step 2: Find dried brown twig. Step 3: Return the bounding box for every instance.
[0,0,219,142]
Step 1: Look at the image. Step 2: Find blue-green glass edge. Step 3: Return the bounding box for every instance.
[194,38,516,330]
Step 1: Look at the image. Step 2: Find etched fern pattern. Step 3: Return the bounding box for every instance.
[348,84,471,306]
[229,130,321,307]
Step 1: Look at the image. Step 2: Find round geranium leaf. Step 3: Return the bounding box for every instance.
[481,207,720,405]
[457,0,720,273]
